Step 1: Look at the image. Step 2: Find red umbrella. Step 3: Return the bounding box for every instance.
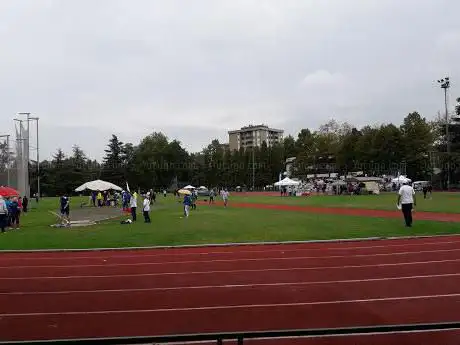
[0,186,19,197]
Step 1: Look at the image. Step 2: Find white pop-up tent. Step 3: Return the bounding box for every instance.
[183,185,196,190]
[75,179,122,192]
[391,175,411,184]
[274,177,300,186]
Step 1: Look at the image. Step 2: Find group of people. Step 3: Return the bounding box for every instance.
[90,190,120,207]
[121,189,155,223]
[0,195,28,233]
[181,188,229,218]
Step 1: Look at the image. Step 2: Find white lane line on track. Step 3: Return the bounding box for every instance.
[0,258,459,280]
[1,293,460,317]
[1,273,459,296]
[248,328,460,342]
[1,248,460,269]
[1,239,459,262]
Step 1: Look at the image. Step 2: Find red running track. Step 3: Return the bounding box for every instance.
[0,236,460,343]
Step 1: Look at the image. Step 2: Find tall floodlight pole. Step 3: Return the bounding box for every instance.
[252,131,255,191]
[6,135,10,186]
[13,119,25,196]
[437,77,451,190]
[18,113,39,198]
[29,117,40,198]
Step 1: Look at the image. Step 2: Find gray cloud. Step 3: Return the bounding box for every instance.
[0,0,459,160]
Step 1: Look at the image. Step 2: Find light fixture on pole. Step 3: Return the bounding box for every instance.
[437,77,451,190]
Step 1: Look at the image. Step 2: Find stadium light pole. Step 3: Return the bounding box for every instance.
[437,77,451,190]
[252,145,255,191]
[28,117,40,198]
[13,119,25,196]
[18,113,39,198]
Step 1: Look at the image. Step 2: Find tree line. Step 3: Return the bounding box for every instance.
[9,107,460,196]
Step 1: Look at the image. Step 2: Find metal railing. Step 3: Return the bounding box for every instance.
[1,322,460,345]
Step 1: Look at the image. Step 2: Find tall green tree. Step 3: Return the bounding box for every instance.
[336,128,361,175]
[101,135,126,187]
[400,112,434,180]
[67,145,90,189]
[294,129,315,176]
[283,135,297,158]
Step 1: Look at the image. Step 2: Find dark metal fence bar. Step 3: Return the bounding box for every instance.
[1,322,460,345]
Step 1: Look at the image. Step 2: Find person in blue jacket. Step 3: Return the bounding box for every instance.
[183,193,192,218]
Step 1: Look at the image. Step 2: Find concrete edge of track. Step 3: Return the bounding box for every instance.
[1,233,460,253]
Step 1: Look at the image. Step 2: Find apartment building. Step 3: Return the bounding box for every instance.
[228,124,284,151]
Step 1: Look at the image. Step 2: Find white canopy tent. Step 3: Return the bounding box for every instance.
[274,177,300,186]
[391,175,411,184]
[183,185,196,190]
[75,179,122,192]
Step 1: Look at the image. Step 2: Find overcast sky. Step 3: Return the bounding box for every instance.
[0,0,459,160]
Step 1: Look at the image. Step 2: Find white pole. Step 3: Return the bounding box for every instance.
[36,118,40,199]
[6,135,10,186]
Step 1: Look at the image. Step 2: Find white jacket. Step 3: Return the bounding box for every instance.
[0,200,7,215]
[143,198,150,212]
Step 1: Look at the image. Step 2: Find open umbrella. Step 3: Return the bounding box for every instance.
[177,189,192,195]
[0,186,19,197]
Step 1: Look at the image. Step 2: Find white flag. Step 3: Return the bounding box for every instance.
[126,182,130,193]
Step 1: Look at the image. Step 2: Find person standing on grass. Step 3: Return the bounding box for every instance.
[17,197,22,224]
[397,181,416,227]
[8,197,20,230]
[190,190,197,210]
[5,197,12,228]
[422,185,428,199]
[143,194,151,223]
[91,191,96,207]
[209,189,215,204]
[0,196,8,233]
[22,195,28,213]
[183,193,191,218]
[60,194,70,226]
[130,192,137,221]
[222,189,229,207]
[97,191,103,207]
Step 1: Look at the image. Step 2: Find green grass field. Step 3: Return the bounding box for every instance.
[231,192,460,213]
[0,192,459,250]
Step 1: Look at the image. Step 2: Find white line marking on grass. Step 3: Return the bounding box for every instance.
[1,273,459,295]
[1,248,460,269]
[1,239,460,262]
[1,293,460,317]
[0,258,459,280]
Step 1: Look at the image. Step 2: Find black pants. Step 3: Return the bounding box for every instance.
[423,191,427,199]
[143,211,151,223]
[0,214,6,232]
[131,207,137,221]
[401,203,413,227]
